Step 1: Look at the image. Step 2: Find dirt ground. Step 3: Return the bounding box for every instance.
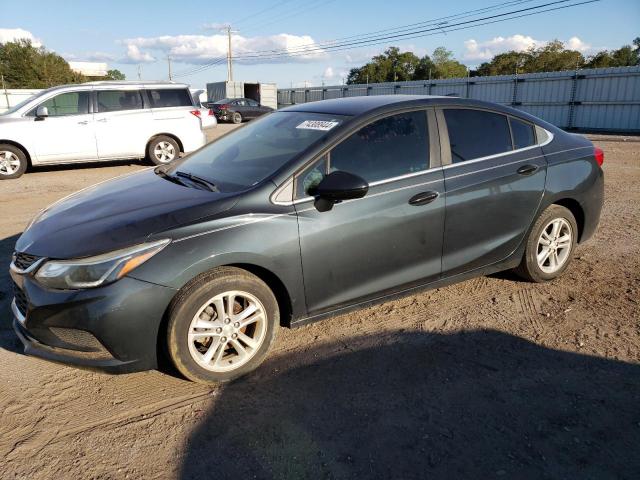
[0,128,638,479]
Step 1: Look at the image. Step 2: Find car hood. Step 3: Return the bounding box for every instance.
[16,168,239,259]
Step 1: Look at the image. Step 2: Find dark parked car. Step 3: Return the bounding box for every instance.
[10,95,603,383]
[206,97,273,124]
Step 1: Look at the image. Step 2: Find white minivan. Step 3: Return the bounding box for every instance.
[0,81,213,179]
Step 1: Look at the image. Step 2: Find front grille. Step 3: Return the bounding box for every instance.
[12,280,28,317]
[13,252,41,271]
[49,327,108,353]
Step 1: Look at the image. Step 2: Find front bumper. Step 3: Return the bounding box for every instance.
[10,269,178,373]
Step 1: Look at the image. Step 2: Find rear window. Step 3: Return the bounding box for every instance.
[148,89,193,108]
[444,109,512,163]
[97,90,143,112]
[510,117,537,149]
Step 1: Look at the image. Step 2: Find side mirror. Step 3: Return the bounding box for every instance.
[310,171,369,212]
[36,106,49,118]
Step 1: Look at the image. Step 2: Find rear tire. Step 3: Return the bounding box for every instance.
[231,112,242,124]
[0,144,28,180]
[166,267,279,384]
[514,204,578,283]
[147,135,180,166]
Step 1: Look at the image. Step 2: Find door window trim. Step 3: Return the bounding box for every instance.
[436,106,554,170]
[272,107,441,206]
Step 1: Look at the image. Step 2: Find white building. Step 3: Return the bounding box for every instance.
[68,61,108,77]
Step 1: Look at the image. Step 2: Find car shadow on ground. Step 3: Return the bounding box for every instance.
[28,158,145,174]
[180,329,640,479]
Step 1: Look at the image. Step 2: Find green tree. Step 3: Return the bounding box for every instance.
[0,39,85,88]
[585,39,639,68]
[347,47,421,84]
[413,54,436,80]
[476,51,529,76]
[523,40,585,72]
[105,69,126,80]
[431,47,468,78]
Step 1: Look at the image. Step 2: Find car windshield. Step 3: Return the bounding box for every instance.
[168,111,348,192]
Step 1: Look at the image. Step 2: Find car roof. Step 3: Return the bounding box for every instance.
[45,81,190,90]
[279,94,557,128]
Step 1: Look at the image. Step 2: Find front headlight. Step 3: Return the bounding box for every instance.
[35,239,170,290]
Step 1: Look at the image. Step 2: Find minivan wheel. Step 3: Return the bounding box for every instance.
[166,267,279,384]
[0,144,28,180]
[231,112,242,124]
[514,204,578,283]
[147,136,180,165]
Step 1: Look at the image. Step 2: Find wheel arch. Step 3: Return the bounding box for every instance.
[0,139,33,167]
[552,198,585,242]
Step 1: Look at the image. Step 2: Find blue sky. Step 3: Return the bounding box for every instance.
[1,0,638,88]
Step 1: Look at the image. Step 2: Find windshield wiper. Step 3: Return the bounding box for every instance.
[155,166,190,187]
[175,171,218,192]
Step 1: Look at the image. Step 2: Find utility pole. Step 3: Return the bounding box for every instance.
[220,25,238,82]
[1,74,9,109]
[167,56,172,81]
[137,65,142,80]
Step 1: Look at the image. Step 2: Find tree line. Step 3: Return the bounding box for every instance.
[0,40,125,89]
[347,37,640,84]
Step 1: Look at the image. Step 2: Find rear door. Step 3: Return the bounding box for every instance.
[147,87,200,139]
[438,107,546,275]
[295,109,445,315]
[27,90,98,163]
[94,88,150,159]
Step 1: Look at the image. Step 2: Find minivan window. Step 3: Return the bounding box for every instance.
[329,110,429,183]
[26,91,89,117]
[510,117,537,149]
[97,90,143,113]
[444,109,512,163]
[148,89,193,108]
[170,112,348,192]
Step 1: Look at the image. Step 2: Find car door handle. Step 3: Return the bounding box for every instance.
[97,118,107,123]
[517,164,539,175]
[409,191,439,206]
[77,120,89,125]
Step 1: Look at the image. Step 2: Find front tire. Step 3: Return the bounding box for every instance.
[514,204,578,282]
[231,112,242,124]
[0,144,28,180]
[166,267,279,384]
[147,135,180,166]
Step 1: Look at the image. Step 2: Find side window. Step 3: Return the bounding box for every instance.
[147,89,193,108]
[97,90,143,113]
[246,99,259,107]
[27,92,89,117]
[510,117,536,149]
[295,155,327,199]
[444,109,512,163]
[236,99,247,106]
[329,111,429,183]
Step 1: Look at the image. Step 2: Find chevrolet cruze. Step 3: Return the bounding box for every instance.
[9,95,604,383]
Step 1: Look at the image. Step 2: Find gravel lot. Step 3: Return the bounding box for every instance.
[0,129,638,479]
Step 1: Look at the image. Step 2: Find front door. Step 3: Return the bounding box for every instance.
[439,108,547,275]
[295,110,445,315]
[29,91,98,163]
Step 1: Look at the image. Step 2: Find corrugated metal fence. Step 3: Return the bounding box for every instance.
[278,66,640,132]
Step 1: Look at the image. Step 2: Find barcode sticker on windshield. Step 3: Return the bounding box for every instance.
[296,120,340,131]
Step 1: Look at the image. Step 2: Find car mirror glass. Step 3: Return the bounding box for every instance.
[36,106,49,118]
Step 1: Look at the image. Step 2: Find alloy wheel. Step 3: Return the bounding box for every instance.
[0,151,21,176]
[187,290,267,372]
[154,141,176,163]
[536,218,572,273]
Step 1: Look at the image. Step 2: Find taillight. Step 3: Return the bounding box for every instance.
[208,108,214,116]
[190,110,201,118]
[594,146,604,167]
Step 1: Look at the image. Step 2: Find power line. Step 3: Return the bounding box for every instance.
[172,0,542,78]
[174,0,598,79]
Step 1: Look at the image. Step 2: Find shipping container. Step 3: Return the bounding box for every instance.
[206,81,278,110]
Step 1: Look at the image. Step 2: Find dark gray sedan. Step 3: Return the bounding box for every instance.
[10,95,603,383]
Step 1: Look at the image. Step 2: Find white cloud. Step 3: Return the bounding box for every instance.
[463,34,545,61]
[121,44,156,64]
[463,34,602,62]
[0,28,42,47]
[119,32,328,65]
